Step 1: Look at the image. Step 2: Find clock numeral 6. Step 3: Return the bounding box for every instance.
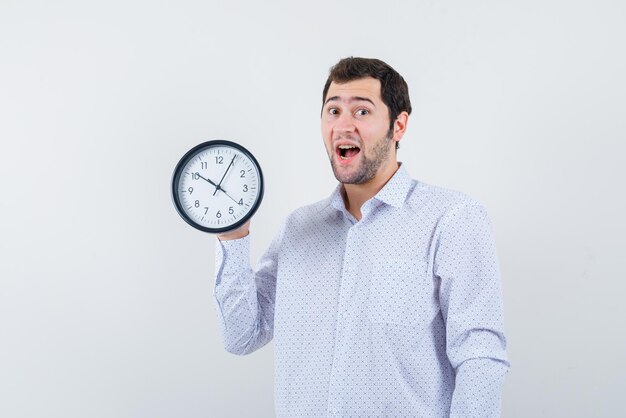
[216,210,222,218]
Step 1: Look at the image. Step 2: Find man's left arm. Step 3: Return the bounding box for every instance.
[435,200,510,417]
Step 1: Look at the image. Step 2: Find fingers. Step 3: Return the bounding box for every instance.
[217,220,251,241]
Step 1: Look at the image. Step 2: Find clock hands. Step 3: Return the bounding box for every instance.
[221,189,241,205]
[195,172,241,205]
[195,173,219,189]
[213,154,237,196]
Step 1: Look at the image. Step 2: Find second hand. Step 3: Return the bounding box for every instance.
[196,172,240,205]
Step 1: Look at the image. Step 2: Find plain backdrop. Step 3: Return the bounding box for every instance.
[1,0,624,417]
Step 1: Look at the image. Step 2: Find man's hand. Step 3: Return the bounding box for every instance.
[217,220,250,241]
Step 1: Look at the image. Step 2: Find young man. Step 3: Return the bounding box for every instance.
[214,57,509,417]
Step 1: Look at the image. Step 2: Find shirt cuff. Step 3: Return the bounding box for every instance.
[214,235,251,280]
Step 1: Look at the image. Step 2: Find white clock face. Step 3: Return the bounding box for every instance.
[174,142,262,232]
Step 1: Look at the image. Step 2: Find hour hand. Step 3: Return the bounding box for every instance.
[196,173,219,189]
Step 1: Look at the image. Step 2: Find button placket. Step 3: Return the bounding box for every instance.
[326,224,358,413]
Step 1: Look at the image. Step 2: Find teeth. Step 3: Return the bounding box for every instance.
[338,144,358,160]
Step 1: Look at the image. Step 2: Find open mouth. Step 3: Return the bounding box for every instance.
[337,144,361,161]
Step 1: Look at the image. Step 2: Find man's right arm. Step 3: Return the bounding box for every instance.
[213,222,282,355]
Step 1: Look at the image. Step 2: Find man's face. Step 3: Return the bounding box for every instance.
[321,77,397,185]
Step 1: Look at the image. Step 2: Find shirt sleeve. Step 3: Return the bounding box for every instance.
[213,224,284,355]
[434,200,510,417]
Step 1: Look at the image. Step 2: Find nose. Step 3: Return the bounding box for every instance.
[333,112,356,134]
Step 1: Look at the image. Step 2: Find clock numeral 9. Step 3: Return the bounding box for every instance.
[188,187,193,194]
[228,207,234,215]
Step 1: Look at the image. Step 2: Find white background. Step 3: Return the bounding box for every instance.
[1,1,624,417]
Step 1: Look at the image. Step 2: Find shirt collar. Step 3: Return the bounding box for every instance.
[372,163,412,208]
[328,163,413,213]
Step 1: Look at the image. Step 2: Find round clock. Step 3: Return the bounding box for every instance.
[171,140,264,233]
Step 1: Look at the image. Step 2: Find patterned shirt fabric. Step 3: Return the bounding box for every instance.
[213,164,509,417]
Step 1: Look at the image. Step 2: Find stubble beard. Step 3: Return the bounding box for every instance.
[330,129,394,185]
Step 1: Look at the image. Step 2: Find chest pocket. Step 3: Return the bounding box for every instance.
[367,259,434,327]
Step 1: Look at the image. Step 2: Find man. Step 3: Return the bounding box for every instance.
[214,57,509,417]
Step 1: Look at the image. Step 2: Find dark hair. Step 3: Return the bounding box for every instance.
[322,57,412,148]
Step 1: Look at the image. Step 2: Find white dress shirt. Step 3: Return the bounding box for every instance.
[214,164,509,417]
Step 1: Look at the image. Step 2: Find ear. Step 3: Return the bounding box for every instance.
[391,111,409,145]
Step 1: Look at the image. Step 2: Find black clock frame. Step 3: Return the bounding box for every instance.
[171,139,264,234]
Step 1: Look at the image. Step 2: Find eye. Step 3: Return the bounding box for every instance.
[355,108,369,116]
[328,108,339,115]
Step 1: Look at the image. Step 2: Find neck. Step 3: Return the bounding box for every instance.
[342,161,400,220]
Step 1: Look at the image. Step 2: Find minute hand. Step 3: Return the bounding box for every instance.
[214,155,236,196]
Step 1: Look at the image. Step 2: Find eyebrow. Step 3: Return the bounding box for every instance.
[324,96,376,107]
